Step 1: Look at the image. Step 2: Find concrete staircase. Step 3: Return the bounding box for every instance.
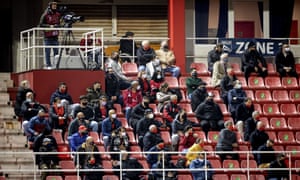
[0,73,39,180]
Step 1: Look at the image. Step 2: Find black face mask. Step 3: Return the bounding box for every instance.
[95,88,101,92]
[143,102,149,107]
[199,87,206,92]
[192,72,198,78]
[82,102,88,106]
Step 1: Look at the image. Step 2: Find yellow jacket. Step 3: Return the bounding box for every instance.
[185,143,204,166]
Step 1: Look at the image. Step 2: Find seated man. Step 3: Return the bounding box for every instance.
[227,80,247,121]
[155,40,180,77]
[85,81,106,106]
[257,139,276,168]
[207,43,223,74]
[190,82,208,112]
[136,40,156,67]
[26,109,51,142]
[69,125,88,152]
[119,31,137,63]
[186,68,204,99]
[50,82,73,105]
[143,124,163,152]
[105,66,123,105]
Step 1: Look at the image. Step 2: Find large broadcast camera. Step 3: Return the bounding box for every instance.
[58,6,84,27]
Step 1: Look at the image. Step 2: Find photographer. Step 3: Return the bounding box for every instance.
[109,127,130,160]
[39,1,61,69]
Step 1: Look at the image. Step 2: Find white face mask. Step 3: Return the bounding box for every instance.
[142,74,147,79]
[284,47,290,52]
[111,114,117,119]
[136,85,141,90]
[157,75,162,79]
[235,84,242,89]
[148,113,154,119]
[101,101,107,106]
[121,132,126,136]
[26,98,32,102]
[57,103,62,107]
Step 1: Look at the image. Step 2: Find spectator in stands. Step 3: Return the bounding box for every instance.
[146,141,166,167]
[215,120,239,162]
[105,51,131,90]
[191,82,208,112]
[123,80,143,121]
[266,153,289,180]
[49,97,68,138]
[101,109,122,149]
[14,80,35,118]
[85,81,105,106]
[151,152,177,180]
[156,82,173,112]
[186,138,205,166]
[162,94,181,130]
[243,110,260,142]
[112,150,144,180]
[220,68,237,107]
[179,125,197,153]
[195,92,224,136]
[21,92,47,137]
[68,112,89,137]
[26,109,51,142]
[83,156,104,180]
[79,34,102,68]
[50,82,73,105]
[119,31,138,63]
[189,152,214,180]
[136,40,156,67]
[149,69,165,102]
[105,66,123,105]
[235,97,254,125]
[129,96,151,134]
[39,1,61,69]
[241,41,268,82]
[136,108,162,149]
[143,124,163,151]
[137,67,151,99]
[257,139,276,168]
[155,40,180,77]
[275,41,299,78]
[227,80,247,121]
[109,127,130,160]
[93,95,113,133]
[146,57,163,80]
[171,109,193,151]
[186,68,204,99]
[69,125,88,152]
[207,43,223,74]
[72,95,98,132]
[211,53,230,87]
[250,121,269,161]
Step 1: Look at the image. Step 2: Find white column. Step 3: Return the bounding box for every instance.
[228,0,235,38]
[263,0,270,38]
[112,5,117,37]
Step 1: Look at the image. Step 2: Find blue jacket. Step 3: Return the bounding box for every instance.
[50,90,73,105]
[69,132,88,152]
[189,159,214,180]
[28,116,51,135]
[101,117,121,137]
[228,88,246,113]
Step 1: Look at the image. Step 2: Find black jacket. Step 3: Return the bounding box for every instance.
[191,88,208,112]
[195,100,223,121]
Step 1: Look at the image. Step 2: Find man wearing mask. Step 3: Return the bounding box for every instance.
[94,95,113,133]
[162,95,182,129]
[235,97,254,124]
[249,121,269,162]
[27,109,51,142]
[14,80,35,118]
[195,93,224,136]
[105,66,123,105]
[267,154,289,180]
[211,53,230,87]
[155,40,180,77]
[86,81,106,106]
[215,121,239,162]
[123,81,143,121]
[136,40,156,67]
[186,68,204,99]
[190,82,208,112]
[146,57,163,80]
[102,109,122,149]
[69,125,88,152]
[275,42,298,78]
[220,68,237,107]
[136,108,162,149]
[243,110,261,142]
[242,41,268,82]
[72,95,98,133]
[207,43,223,74]
[227,80,247,121]
[143,124,163,151]
[50,82,73,105]
[68,112,89,137]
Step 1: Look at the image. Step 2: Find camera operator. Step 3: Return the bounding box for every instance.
[109,127,130,160]
[39,1,61,69]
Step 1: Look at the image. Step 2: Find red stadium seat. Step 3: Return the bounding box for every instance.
[244,90,254,101]
[177,174,193,180]
[200,76,214,90]
[266,131,278,143]
[57,144,71,160]
[180,89,188,103]
[213,174,229,179]
[289,90,300,103]
[272,90,290,103]
[64,176,82,180]
[209,90,222,103]
[259,117,270,130]
[210,159,222,169]
[52,130,65,145]
[282,77,298,90]
[255,90,272,103]
[267,63,278,76]
[121,62,138,76]
[236,76,248,88]
[163,76,179,88]
[250,174,265,180]
[248,77,265,90]
[265,76,283,90]
[160,131,171,145]
[269,117,288,130]
[138,159,150,174]
[130,145,144,160]
[102,160,113,174]
[89,131,102,145]
[272,145,284,153]
[218,103,231,117]
[230,63,243,76]
[230,174,247,180]
[238,145,254,160]
[46,176,63,180]
[97,145,111,160]
[207,131,220,144]
[102,175,119,180]
[280,103,298,117]
[190,62,209,76]
[223,160,240,174]
[178,76,188,90]
[287,117,300,131]
[179,103,193,116]
[262,103,281,117]
[286,145,300,160]
[203,145,218,159]
[253,103,262,113]
[113,103,124,117]
[59,160,76,175]
[126,131,137,145]
[277,131,296,145]
[149,103,161,117]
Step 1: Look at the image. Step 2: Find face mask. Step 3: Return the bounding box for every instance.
[111,114,117,119]
[82,102,88,106]
[89,158,95,165]
[142,74,147,79]
[96,88,101,92]
[136,85,141,90]
[258,126,265,131]
[235,84,242,89]
[60,89,66,93]
[157,75,162,79]
[26,98,32,102]
[101,101,107,106]
[199,87,206,92]
[171,100,177,104]
[121,132,126,136]
[284,47,290,52]
[147,113,154,119]
[79,118,85,121]
[151,128,158,134]
[57,103,62,107]
[163,45,169,50]
[192,72,197,78]
[228,125,234,131]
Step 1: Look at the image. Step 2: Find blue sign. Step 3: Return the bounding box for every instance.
[219,38,286,57]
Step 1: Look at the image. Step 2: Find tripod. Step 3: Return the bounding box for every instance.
[56,28,86,69]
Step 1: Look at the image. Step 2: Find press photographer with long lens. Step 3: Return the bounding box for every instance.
[39,1,61,69]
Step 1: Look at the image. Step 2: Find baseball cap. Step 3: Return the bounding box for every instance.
[79,125,87,131]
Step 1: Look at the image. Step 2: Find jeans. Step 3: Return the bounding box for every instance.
[164,66,180,77]
[44,37,59,67]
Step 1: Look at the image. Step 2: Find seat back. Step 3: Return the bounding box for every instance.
[64,176,82,180]
[262,103,280,117]
[282,77,298,89]
[289,90,300,103]
[269,117,287,130]
[177,174,193,180]
[121,62,138,76]
[264,76,282,90]
[102,175,119,180]
[248,77,265,89]
[277,131,296,144]
[163,76,179,88]
[280,104,298,116]
[190,62,209,75]
[52,130,65,145]
[46,176,63,180]
[272,90,289,103]
[286,145,300,159]
[287,117,300,130]
[223,160,240,169]
[178,76,188,90]
[230,174,247,180]
[207,131,219,144]
[255,90,272,103]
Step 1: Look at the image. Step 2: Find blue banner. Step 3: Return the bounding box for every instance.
[219,38,286,56]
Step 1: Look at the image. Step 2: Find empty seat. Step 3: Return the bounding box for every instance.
[213,174,229,179]
[265,76,283,90]
[218,103,231,117]
[178,76,188,90]
[277,131,296,145]
[97,145,111,160]
[253,103,262,113]
[130,145,144,160]
[250,174,265,180]
[296,63,300,75]
[177,174,193,180]
[248,77,265,90]
[259,117,270,130]
[52,130,65,145]
[230,174,247,180]
[210,159,222,169]
[102,160,113,174]
[272,90,290,103]
[113,104,124,117]
[207,131,220,144]
[287,117,300,130]
[160,131,171,145]
[223,160,240,174]
[244,90,255,101]
[266,131,278,143]
[118,117,131,130]
[255,90,272,103]
[57,144,71,160]
[282,77,298,90]
[286,145,300,160]
[272,145,284,152]
[289,90,300,103]
[238,145,254,160]
[269,117,288,130]
[64,176,82,180]
[262,103,281,117]
[89,131,102,145]
[266,63,277,76]
[179,103,193,116]
[163,76,179,88]
[231,63,243,76]
[122,62,138,76]
[46,176,63,180]
[190,62,210,76]
[59,160,76,175]
[126,131,137,145]
[200,76,214,90]
[280,104,298,117]
[236,76,248,88]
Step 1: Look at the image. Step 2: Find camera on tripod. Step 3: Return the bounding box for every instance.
[58,6,85,27]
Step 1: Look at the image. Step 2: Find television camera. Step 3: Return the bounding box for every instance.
[58,6,84,27]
